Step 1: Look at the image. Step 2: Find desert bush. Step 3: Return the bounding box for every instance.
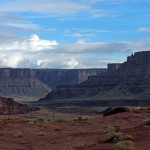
[14,131,23,138]
[38,131,45,136]
[55,118,66,123]
[103,130,133,143]
[103,130,117,142]
[37,118,44,123]
[142,119,150,126]
[1,118,13,124]
[115,141,136,150]
[77,116,88,121]
[47,118,51,122]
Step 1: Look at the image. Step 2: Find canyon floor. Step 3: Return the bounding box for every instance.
[0,108,150,150]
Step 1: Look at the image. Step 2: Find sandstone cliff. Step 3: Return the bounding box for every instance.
[0,96,31,115]
[39,51,150,101]
[0,68,105,100]
[33,69,105,88]
[0,68,51,100]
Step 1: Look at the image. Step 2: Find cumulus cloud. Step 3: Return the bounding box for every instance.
[0,34,58,52]
[0,34,149,69]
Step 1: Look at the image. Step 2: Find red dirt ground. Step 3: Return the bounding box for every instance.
[0,109,150,150]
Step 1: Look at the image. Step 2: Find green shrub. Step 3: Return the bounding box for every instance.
[55,118,66,123]
[103,130,133,143]
[115,141,136,150]
[77,116,88,121]
[142,119,150,126]
[37,118,44,123]
[103,130,117,142]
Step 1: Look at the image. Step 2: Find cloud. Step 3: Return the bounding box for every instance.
[3,22,40,30]
[0,34,58,52]
[0,0,108,18]
[138,27,150,32]
[0,34,149,69]
[64,33,96,38]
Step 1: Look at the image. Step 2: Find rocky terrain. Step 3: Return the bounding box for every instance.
[0,96,31,115]
[0,68,51,100]
[0,68,104,100]
[33,69,105,89]
[39,51,150,102]
[0,108,150,150]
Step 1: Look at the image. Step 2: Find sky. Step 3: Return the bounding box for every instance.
[0,0,150,69]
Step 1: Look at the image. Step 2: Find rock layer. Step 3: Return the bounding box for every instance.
[0,68,51,99]
[33,69,105,88]
[0,96,31,115]
[39,51,150,101]
[0,68,104,100]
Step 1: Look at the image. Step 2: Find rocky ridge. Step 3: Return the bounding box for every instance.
[0,68,104,100]
[0,96,31,115]
[33,69,105,89]
[39,51,150,101]
[0,68,51,100]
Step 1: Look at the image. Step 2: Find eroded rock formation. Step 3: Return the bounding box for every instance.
[33,69,105,88]
[0,68,105,100]
[0,68,51,99]
[39,51,150,101]
[0,96,32,115]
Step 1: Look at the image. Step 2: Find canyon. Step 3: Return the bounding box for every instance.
[0,68,105,101]
[39,51,150,104]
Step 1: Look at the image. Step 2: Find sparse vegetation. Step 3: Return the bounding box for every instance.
[114,141,136,150]
[38,131,45,136]
[14,131,23,138]
[37,118,45,123]
[77,116,88,121]
[103,130,133,143]
[142,119,150,126]
[55,118,66,123]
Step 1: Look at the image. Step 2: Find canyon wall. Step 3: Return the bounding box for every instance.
[33,69,106,88]
[0,68,51,100]
[39,51,150,101]
[0,68,105,100]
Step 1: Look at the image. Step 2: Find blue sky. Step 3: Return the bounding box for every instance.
[0,0,150,68]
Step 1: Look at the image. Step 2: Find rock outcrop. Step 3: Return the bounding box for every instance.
[33,69,105,89]
[0,68,105,100]
[0,96,32,115]
[39,51,150,101]
[0,68,51,99]
[102,107,130,116]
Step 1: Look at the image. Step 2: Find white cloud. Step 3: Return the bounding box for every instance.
[0,34,149,69]
[0,0,108,18]
[29,35,58,51]
[62,58,79,69]
[0,34,58,52]
[64,33,96,38]
[138,27,150,32]
[3,22,40,30]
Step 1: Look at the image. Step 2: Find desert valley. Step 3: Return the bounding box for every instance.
[0,51,150,150]
[0,0,150,149]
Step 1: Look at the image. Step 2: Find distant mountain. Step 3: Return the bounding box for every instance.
[33,69,106,89]
[0,68,105,101]
[0,68,51,100]
[39,51,150,102]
